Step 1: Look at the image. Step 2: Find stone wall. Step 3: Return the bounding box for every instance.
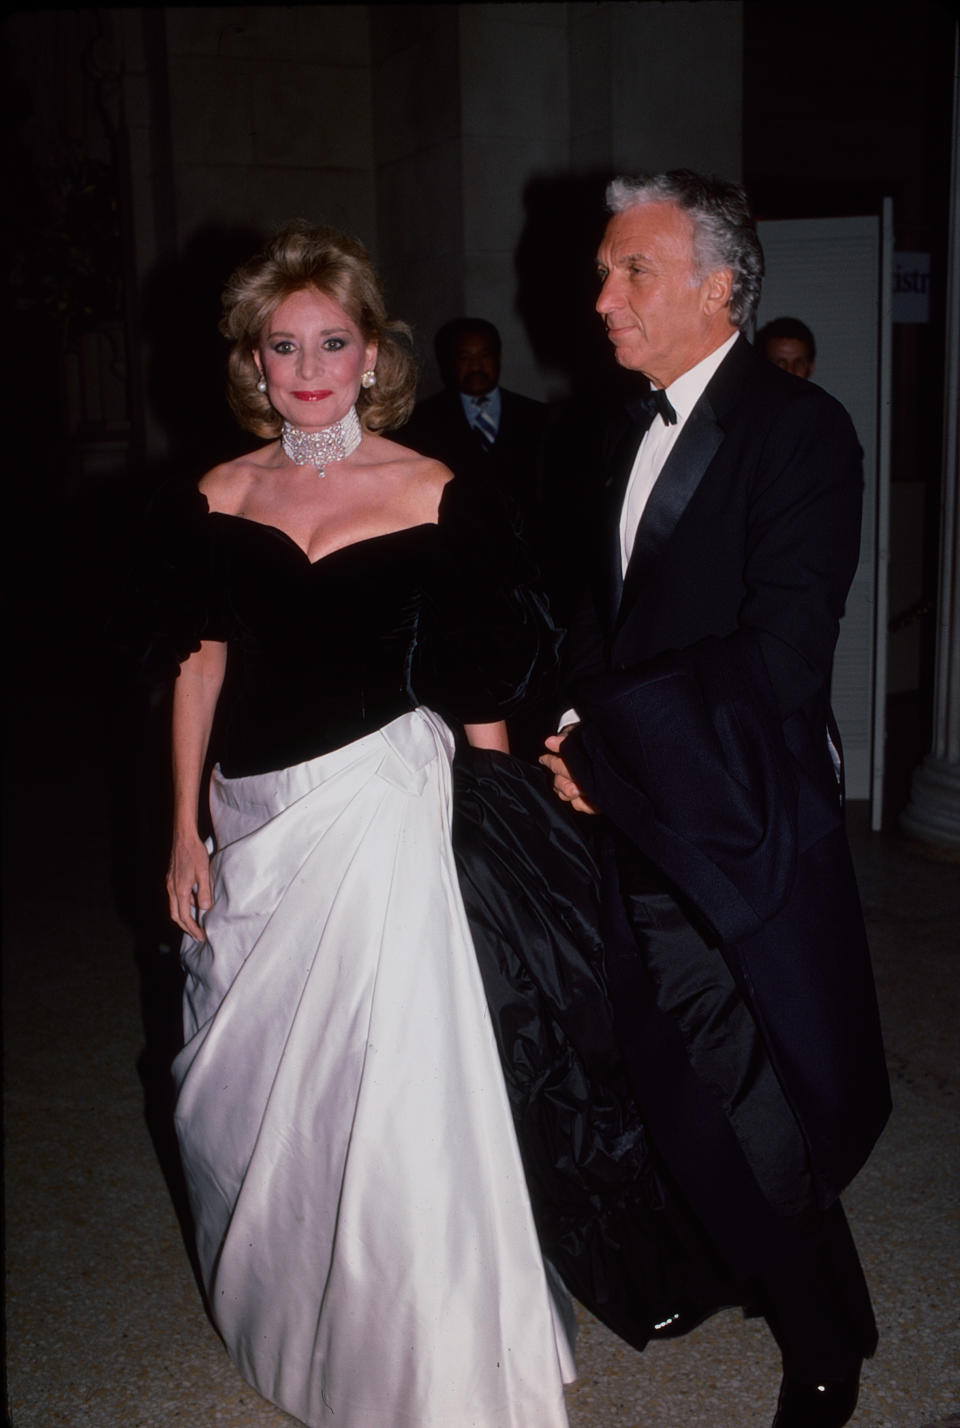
[114,1,743,440]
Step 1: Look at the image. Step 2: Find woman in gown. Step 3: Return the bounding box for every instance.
[161,222,575,1428]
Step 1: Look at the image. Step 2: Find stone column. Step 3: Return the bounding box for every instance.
[901,36,960,853]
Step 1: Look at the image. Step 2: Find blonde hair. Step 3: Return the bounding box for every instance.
[220,221,416,436]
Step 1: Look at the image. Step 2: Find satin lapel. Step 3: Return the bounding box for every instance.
[618,399,724,623]
[600,412,648,626]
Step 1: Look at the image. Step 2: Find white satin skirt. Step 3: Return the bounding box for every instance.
[172,708,574,1427]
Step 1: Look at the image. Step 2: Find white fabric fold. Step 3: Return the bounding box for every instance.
[173,707,573,1427]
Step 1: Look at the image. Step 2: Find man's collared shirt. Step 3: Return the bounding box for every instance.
[619,331,739,575]
[461,387,502,440]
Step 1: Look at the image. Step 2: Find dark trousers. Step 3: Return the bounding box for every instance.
[603,835,877,1380]
[757,1199,876,1380]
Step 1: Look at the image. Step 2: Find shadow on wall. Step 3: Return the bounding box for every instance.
[514,170,635,405]
[512,172,638,627]
[140,221,267,484]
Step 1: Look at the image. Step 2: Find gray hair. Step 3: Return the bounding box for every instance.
[606,170,764,328]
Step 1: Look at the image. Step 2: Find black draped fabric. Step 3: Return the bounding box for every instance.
[452,747,741,1348]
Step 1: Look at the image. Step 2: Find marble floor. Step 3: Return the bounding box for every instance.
[4,638,959,1428]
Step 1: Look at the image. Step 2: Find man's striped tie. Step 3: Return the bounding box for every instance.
[473,395,498,450]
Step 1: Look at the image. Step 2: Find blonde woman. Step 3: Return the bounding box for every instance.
[158,223,572,1428]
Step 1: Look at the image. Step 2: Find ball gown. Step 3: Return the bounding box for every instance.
[145,476,734,1428]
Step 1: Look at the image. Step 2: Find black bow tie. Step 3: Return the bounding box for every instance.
[641,388,677,427]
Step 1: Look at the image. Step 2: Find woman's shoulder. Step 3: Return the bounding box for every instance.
[363,431,450,481]
[358,433,452,519]
[198,443,280,515]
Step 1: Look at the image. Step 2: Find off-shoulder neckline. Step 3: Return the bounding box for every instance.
[196,483,451,569]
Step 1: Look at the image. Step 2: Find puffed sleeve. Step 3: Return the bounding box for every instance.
[413,476,561,723]
[134,479,237,688]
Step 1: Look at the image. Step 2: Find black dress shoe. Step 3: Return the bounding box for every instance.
[772,1370,861,1427]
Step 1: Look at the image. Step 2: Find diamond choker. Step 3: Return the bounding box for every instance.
[280,406,362,477]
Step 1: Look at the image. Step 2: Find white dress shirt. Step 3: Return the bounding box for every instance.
[619,332,738,574]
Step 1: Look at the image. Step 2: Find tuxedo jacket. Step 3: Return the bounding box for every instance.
[398,387,547,524]
[563,335,890,1208]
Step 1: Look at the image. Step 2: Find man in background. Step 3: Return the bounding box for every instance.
[398,317,547,526]
[757,315,817,379]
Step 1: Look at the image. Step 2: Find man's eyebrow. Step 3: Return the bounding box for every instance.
[596,250,650,268]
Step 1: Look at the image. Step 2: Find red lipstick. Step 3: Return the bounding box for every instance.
[292,390,333,401]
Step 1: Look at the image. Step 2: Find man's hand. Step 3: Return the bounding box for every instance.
[540,730,599,814]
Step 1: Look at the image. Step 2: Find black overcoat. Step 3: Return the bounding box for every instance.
[563,336,890,1222]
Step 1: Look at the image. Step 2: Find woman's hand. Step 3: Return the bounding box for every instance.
[166,830,212,940]
[167,639,225,940]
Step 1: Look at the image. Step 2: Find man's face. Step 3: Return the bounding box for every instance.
[595,202,734,389]
[764,337,814,380]
[453,333,501,396]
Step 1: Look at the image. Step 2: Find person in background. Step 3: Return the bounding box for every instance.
[757,315,817,379]
[398,316,548,527]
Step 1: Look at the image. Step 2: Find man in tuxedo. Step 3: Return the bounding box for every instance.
[398,318,547,525]
[541,171,889,1428]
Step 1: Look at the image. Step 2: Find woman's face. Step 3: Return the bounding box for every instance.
[255,286,377,429]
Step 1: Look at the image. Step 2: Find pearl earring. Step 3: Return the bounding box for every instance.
[361,370,376,389]
[256,377,267,394]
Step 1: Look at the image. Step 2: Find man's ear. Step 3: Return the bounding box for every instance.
[703,267,733,316]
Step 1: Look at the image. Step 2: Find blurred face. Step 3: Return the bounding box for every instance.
[595,201,735,388]
[453,332,501,396]
[764,336,814,380]
[255,287,377,429]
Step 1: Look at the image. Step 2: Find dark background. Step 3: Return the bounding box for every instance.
[2,1,957,850]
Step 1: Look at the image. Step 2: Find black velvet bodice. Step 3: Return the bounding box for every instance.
[145,477,555,777]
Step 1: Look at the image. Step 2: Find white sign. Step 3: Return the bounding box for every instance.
[894,252,931,323]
